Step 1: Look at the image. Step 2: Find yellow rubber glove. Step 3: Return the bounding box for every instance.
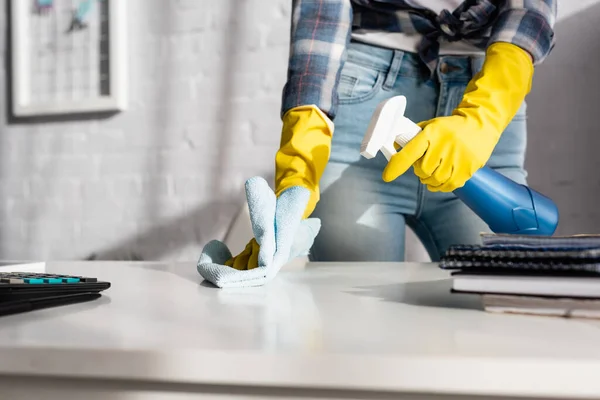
[383,42,533,192]
[274,105,334,219]
[225,105,333,270]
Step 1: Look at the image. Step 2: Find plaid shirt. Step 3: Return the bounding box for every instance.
[281,0,557,120]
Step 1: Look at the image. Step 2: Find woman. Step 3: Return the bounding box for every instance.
[225,0,556,270]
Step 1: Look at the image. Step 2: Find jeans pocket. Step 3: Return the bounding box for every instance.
[337,61,384,104]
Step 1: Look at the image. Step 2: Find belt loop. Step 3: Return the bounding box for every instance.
[383,50,404,90]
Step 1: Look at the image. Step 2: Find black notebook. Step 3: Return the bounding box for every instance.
[440,245,600,274]
[441,234,600,298]
[440,232,600,274]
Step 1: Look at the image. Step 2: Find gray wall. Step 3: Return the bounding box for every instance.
[0,1,597,262]
[526,1,600,235]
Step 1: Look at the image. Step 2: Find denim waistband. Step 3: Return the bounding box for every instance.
[346,40,485,83]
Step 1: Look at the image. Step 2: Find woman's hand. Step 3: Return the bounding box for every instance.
[382,42,534,192]
[226,105,333,270]
[383,114,500,192]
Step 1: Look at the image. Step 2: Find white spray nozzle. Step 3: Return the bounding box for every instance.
[360,96,422,161]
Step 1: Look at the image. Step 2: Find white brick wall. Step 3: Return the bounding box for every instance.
[0,0,291,261]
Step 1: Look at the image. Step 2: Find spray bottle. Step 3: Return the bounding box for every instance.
[360,96,559,236]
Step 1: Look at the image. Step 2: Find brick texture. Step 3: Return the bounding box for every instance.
[0,0,289,261]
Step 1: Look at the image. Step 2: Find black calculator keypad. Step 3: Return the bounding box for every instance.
[0,272,97,285]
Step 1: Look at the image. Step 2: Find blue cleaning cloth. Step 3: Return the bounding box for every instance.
[197,177,321,288]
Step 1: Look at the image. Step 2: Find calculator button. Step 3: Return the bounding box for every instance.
[0,272,98,284]
[23,278,44,284]
[43,278,63,284]
[0,278,24,284]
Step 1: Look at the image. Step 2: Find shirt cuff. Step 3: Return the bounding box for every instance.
[488,8,555,65]
[281,74,337,121]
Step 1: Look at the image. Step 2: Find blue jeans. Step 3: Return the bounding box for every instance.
[309,42,528,262]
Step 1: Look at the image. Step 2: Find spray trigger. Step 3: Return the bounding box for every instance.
[360,96,422,161]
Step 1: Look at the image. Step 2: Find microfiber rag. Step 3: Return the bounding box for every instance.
[197,176,321,288]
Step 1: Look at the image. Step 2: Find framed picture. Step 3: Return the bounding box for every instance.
[10,0,127,117]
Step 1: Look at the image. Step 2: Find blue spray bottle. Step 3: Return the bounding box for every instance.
[360,96,559,236]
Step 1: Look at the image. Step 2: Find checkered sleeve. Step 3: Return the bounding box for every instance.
[281,0,353,120]
[489,0,557,65]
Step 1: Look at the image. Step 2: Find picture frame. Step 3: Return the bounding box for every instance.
[9,0,127,117]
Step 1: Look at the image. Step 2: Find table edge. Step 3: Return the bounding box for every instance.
[0,347,598,398]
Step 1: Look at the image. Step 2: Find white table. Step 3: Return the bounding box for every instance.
[0,261,600,399]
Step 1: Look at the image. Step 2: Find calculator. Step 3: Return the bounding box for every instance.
[0,272,111,316]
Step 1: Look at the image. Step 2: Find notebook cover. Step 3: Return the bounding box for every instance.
[440,245,600,273]
[441,259,600,274]
[480,233,600,248]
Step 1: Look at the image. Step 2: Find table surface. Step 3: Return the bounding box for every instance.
[1,260,600,398]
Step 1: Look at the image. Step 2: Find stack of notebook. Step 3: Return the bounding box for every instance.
[439,233,600,318]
